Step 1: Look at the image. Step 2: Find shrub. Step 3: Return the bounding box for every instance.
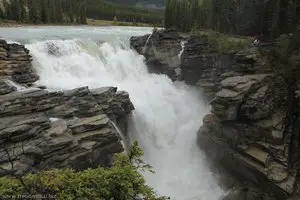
[0,142,168,200]
[191,29,250,53]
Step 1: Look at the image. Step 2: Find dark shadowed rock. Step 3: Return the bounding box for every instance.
[0,42,38,86]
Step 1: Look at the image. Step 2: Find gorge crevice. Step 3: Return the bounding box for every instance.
[130,29,300,200]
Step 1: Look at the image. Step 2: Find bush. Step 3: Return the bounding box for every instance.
[191,30,250,53]
[0,142,168,200]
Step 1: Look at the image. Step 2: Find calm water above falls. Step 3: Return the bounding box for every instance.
[0,26,224,200]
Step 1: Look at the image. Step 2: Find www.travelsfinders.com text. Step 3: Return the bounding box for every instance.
[0,194,57,199]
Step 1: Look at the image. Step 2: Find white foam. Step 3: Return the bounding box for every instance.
[26,39,224,200]
[5,80,26,91]
[49,118,61,122]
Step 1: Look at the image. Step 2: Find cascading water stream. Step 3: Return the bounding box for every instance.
[175,40,187,77]
[5,79,27,91]
[26,38,224,200]
[142,33,153,54]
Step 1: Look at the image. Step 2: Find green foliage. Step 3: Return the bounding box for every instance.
[262,26,300,84]
[0,142,168,200]
[191,30,250,52]
[85,0,164,26]
[1,0,87,24]
[0,0,163,25]
[107,0,164,7]
[165,0,300,40]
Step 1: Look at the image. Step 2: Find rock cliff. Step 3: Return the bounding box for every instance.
[130,30,300,199]
[0,40,38,86]
[0,40,134,176]
[130,29,187,81]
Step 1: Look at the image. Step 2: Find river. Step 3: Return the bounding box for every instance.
[0,26,224,200]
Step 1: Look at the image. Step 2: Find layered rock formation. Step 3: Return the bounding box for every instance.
[131,30,300,199]
[130,29,187,81]
[0,41,134,176]
[0,40,38,86]
[198,73,294,199]
[130,30,271,99]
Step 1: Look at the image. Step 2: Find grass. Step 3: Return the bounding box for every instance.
[0,18,157,27]
[191,29,251,53]
[0,19,20,27]
[87,18,155,27]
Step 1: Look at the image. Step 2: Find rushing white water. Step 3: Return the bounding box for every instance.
[178,40,186,59]
[142,33,153,54]
[25,36,224,200]
[5,79,26,91]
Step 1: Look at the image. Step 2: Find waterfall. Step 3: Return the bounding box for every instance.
[178,40,186,59]
[5,79,26,91]
[142,33,153,54]
[175,40,187,77]
[26,38,224,200]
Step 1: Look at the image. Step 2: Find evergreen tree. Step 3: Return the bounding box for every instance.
[0,0,88,24]
[55,0,63,23]
[28,0,41,23]
[165,0,300,39]
[40,0,50,23]
[79,0,87,24]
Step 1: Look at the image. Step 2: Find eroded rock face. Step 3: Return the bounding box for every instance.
[197,70,295,198]
[0,77,16,95]
[0,86,134,176]
[131,31,272,100]
[0,40,38,86]
[131,30,299,199]
[130,29,186,81]
[0,40,135,176]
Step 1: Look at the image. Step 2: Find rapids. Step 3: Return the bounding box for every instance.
[1,26,224,200]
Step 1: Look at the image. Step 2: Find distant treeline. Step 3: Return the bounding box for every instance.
[165,0,300,39]
[0,0,163,26]
[86,0,164,25]
[108,0,164,7]
[0,0,87,24]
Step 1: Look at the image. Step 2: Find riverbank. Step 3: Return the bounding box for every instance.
[0,18,157,28]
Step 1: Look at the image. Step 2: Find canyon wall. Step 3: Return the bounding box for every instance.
[130,30,300,199]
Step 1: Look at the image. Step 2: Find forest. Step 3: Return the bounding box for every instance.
[108,0,164,6]
[0,0,164,25]
[86,0,164,25]
[165,0,300,40]
[0,0,87,24]
[108,0,164,8]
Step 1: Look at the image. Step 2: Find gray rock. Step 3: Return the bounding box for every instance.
[0,40,135,176]
[69,114,110,134]
[0,43,38,86]
[0,78,16,95]
[130,29,184,81]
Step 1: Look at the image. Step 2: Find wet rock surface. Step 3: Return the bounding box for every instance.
[0,39,38,86]
[131,31,272,100]
[130,29,187,81]
[0,40,135,176]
